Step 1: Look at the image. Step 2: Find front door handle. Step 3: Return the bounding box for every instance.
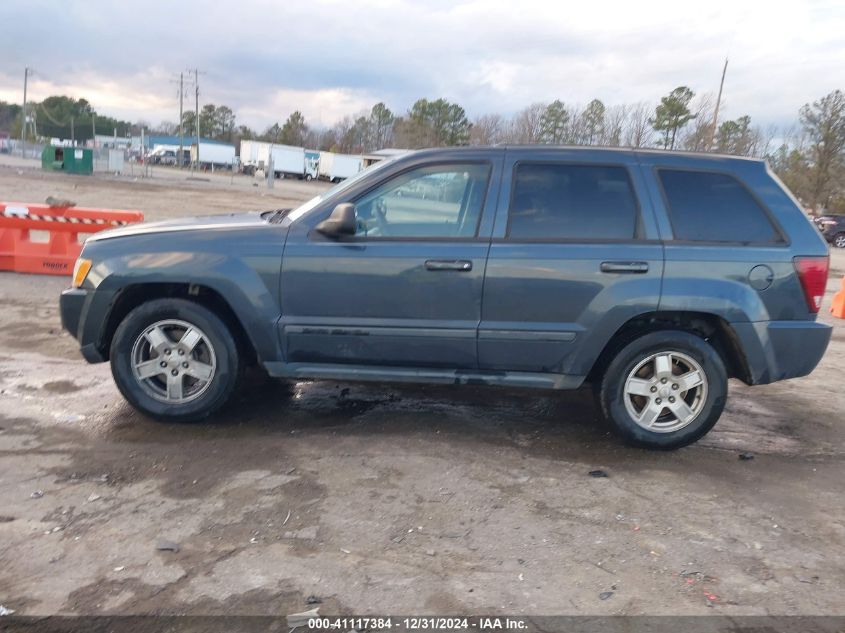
[425,259,473,272]
[600,261,649,274]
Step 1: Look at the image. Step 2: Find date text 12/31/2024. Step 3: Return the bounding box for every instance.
[307,616,529,630]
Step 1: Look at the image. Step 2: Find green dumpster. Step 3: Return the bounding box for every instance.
[41,145,93,175]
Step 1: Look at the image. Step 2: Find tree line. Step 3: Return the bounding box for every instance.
[186,87,845,214]
[1,95,135,140]
[2,87,843,214]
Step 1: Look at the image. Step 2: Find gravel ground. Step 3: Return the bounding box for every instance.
[1,162,844,617]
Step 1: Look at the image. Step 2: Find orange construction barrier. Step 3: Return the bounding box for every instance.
[831,277,845,319]
[0,202,143,276]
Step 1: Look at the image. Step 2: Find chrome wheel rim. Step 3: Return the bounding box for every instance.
[835,234,845,248]
[623,351,708,433]
[130,319,217,404]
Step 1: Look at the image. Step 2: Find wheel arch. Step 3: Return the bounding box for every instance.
[586,310,753,385]
[99,282,258,365]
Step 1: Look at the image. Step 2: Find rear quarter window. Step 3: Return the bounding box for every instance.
[658,169,782,244]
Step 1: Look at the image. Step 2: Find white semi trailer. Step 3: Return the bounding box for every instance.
[239,141,317,180]
[190,143,236,169]
[318,151,362,182]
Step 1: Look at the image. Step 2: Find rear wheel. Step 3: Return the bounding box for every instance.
[834,233,845,248]
[110,299,242,422]
[598,330,727,449]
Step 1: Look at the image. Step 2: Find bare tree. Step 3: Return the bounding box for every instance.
[757,124,779,158]
[601,104,629,146]
[470,113,505,145]
[800,90,845,212]
[680,94,714,152]
[624,102,654,147]
[511,103,546,144]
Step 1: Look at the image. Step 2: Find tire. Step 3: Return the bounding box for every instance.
[110,299,242,422]
[305,174,313,182]
[834,233,845,248]
[598,330,727,450]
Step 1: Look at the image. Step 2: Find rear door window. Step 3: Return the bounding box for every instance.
[658,169,781,243]
[507,163,639,240]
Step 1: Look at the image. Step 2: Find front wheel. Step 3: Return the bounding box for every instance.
[834,233,845,248]
[110,299,242,422]
[598,330,727,449]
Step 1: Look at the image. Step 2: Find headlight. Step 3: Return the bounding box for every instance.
[72,258,92,288]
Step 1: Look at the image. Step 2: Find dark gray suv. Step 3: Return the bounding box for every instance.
[815,214,845,248]
[60,147,832,449]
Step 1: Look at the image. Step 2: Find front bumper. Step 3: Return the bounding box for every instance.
[60,288,107,363]
[732,320,832,385]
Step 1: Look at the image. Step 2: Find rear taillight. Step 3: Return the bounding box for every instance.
[793,256,829,313]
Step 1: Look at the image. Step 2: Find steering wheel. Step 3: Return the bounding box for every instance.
[374,199,389,235]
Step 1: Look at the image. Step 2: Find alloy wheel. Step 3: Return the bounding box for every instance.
[623,351,708,433]
[130,319,217,403]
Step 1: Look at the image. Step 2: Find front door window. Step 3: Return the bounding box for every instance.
[354,163,491,238]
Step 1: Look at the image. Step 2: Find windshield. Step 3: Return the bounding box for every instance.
[286,157,402,222]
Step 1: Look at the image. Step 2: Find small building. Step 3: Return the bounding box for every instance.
[92,134,131,150]
[130,134,232,150]
[362,148,409,168]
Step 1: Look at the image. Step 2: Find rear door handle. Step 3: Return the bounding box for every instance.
[425,259,473,272]
[600,261,649,274]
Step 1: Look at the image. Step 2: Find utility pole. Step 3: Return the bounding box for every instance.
[179,72,184,168]
[92,114,96,149]
[189,68,204,175]
[21,67,30,158]
[70,117,75,146]
[170,72,190,168]
[709,57,729,151]
[172,73,186,168]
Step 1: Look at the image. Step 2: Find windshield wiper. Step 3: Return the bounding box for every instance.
[263,209,292,223]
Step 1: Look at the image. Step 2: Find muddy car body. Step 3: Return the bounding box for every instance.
[60,146,831,448]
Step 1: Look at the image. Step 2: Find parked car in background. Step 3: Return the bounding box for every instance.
[150,149,178,165]
[61,147,831,450]
[814,215,845,248]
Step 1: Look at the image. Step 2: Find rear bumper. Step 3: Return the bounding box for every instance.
[732,320,832,385]
[60,288,107,363]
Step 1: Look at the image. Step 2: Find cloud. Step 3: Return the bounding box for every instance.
[239,88,378,130]
[0,0,843,131]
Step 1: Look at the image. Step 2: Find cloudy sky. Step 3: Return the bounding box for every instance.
[1,0,843,131]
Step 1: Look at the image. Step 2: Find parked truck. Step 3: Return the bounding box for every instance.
[239,141,317,180]
[318,151,362,182]
[190,143,236,170]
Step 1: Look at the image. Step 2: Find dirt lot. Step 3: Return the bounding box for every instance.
[1,161,844,617]
[0,154,329,221]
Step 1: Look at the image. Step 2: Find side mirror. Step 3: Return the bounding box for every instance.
[316,203,357,237]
